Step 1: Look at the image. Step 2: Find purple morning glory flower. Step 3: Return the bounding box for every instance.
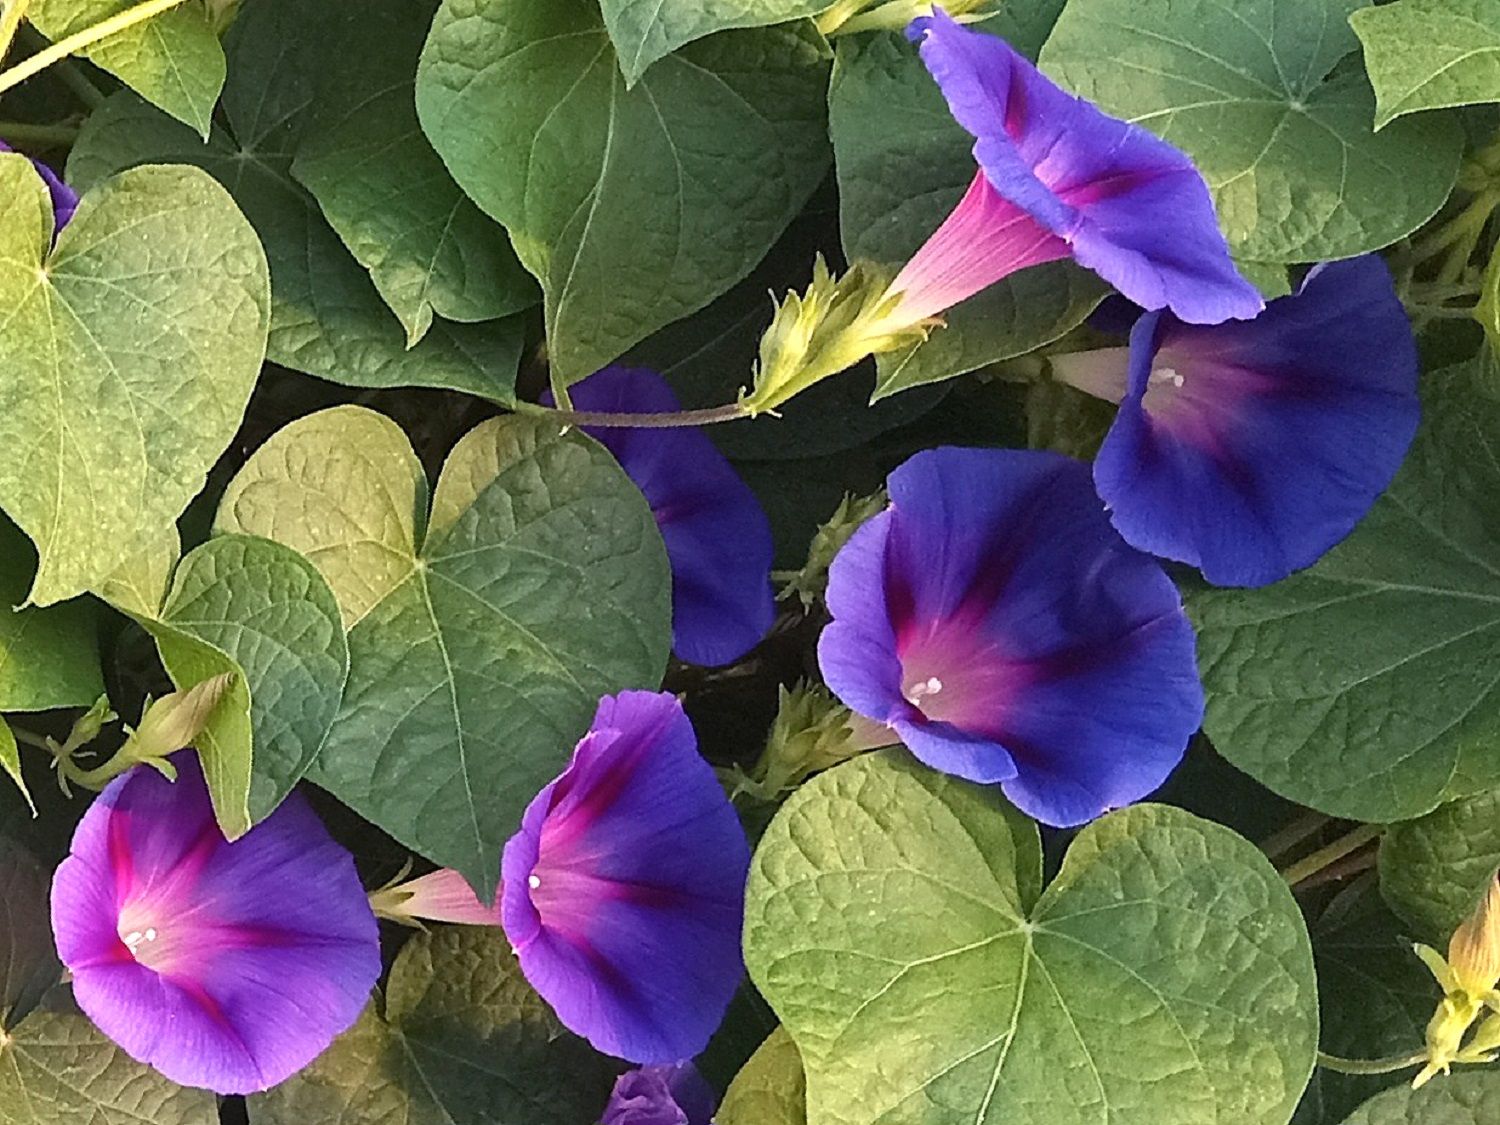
[0,139,78,232]
[818,447,1204,827]
[1057,256,1420,587]
[501,690,750,1064]
[548,367,775,668]
[884,9,1262,330]
[602,1062,716,1125]
[50,754,380,1094]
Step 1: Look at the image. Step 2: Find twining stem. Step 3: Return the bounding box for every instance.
[1258,811,1330,863]
[1315,1051,1426,1076]
[0,119,79,145]
[1280,823,1383,887]
[0,0,190,97]
[0,0,31,67]
[512,399,749,429]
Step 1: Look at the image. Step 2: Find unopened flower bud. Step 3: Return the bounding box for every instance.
[733,684,896,802]
[740,257,936,417]
[817,0,992,38]
[1449,874,1500,999]
[781,491,887,608]
[121,673,237,776]
[369,867,500,928]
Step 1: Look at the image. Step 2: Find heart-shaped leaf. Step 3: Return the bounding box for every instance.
[599,0,829,86]
[67,0,524,400]
[745,751,1318,1125]
[1338,1069,1500,1123]
[290,0,536,346]
[217,408,672,895]
[416,0,831,384]
[1040,0,1464,262]
[0,157,269,606]
[1190,361,1500,822]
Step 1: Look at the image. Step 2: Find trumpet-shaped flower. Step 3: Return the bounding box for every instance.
[602,1062,715,1125]
[1,140,77,232]
[501,691,750,1063]
[818,447,1203,826]
[550,367,775,667]
[1055,256,1420,586]
[882,10,1262,333]
[50,754,379,1094]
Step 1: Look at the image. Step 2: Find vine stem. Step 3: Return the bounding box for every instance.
[512,399,749,429]
[0,0,189,97]
[0,119,79,145]
[1259,811,1331,863]
[6,723,51,753]
[0,0,31,67]
[1280,823,1383,887]
[1316,1051,1426,1076]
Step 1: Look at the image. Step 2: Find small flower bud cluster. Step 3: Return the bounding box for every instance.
[780,490,888,609]
[731,683,895,802]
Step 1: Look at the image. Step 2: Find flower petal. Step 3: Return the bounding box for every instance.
[908,9,1262,325]
[820,447,1203,825]
[555,367,775,667]
[602,1062,716,1125]
[501,691,749,1063]
[1094,255,1420,586]
[52,755,380,1094]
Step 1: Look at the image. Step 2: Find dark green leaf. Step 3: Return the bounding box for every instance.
[1338,1069,1500,1123]
[1381,788,1500,942]
[416,0,831,383]
[0,839,59,1032]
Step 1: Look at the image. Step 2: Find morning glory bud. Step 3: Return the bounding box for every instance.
[780,490,887,609]
[600,1062,715,1125]
[732,683,896,802]
[1449,874,1500,999]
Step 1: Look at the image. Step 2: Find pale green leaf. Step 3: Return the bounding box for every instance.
[745,751,1318,1125]
[1338,1069,1500,1122]
[1352,0,1500,129]
[1190,362,1500,822]
[0,519,102,712]
[829,31,1105,400]
[67,0,523,400]
[0,839,57,1030]
[600,0,830,85]
[0,1006,217,1125]
[416,0,831,384]
[1040,0,1465,262]
[215,406,427,629]
[219,410,671,894]
[1381,788,1500,942]
[291,0,536,346]
[28,0,225,136]
[719,1027,808,1125]
[158,535,349,824]
[95,524,180,620]
[249,926,613,1125]
[0,157,269,606]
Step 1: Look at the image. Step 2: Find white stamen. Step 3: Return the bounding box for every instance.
[122,927,158,953]
[1150,365,1184,388]
[904,676,943,705]
[528,874,541,890]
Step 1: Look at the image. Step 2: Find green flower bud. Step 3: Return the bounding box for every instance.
[817,0,993,38]
[781,490,888,608]
[732,683,896,802]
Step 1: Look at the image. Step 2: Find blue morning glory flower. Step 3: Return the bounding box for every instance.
[500,691,750,1064]
[1056,255,1420,587]
[551,367,775,668]
[602,1062,716,1125]
[817,447,1203,827]
[1,139,77,233]
[882,10,1263,331]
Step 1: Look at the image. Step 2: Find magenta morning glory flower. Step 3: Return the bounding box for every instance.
[1,139,78,232]
[50,754,380,1094]
[818,447,1203,827]
[547,367,775,668]
[501,690,750,1064]
[880,9,1263,333]
[602,1062,716,1125]
[1054,255,1420,587]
